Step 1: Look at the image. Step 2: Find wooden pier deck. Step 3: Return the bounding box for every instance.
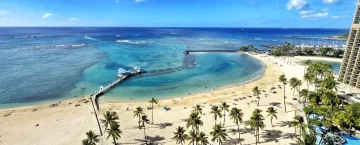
[91,67,142,110]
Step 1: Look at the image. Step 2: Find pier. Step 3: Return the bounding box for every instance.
[92,66,142,110]
[185,49,239,54]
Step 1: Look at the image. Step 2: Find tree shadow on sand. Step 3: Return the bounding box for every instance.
[133,135,166,145]
[269,102,281,106]
[155,122,173,129]
[275,121,291,127]
[259,130,294,144]
[223,138,245,145]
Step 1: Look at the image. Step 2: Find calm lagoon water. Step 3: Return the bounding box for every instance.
[0,27,348,108]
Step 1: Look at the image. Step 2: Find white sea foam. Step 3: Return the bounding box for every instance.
[71,44,86,47]
[116,40,146,44]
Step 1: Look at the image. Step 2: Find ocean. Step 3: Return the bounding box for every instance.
[0,27,348,108]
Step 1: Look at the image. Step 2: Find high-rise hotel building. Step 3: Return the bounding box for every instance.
[338,1,360,88]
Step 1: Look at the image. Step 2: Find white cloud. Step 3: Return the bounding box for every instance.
[1,18,6,21]
[0,10,8,14]
[299,10,314,15]
[42,13,52,18]
[70,17,79,21]
[332,16,344,19]
[286,0,307,10]
[322,0,337,4]
[135,0,144,3]
[322,8,329,12]
[301,12,328,19]
[116,0,119,3]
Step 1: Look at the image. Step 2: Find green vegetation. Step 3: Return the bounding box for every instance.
[338,33,349,39]
[270,41,345,58]
[82,130,100,145]
[133,106,144,128]
[210,105,222,125]
[220,102,230,127]
[252,86,261,106]
[230,107,244,144]
[266,107,278,127]
[284,61,360,145]
[239,45,258,52]
[149,97,159,124]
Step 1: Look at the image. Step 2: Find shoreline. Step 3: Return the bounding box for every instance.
[0,52,267,110]
[1,52,304,145]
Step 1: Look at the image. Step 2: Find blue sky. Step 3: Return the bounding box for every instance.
[0,0,358,28]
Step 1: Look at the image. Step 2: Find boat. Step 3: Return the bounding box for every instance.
[116,35,120,37]
[85,35,89,39]
[171,30,177,35]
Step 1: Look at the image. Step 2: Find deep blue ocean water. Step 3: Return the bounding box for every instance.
[0,27,348,108]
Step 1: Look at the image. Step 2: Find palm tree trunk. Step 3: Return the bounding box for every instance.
[215,117,217,126]
[283,85,287,112]
[349,123,352,134]
[237,124,241,145]
[257,127,260,144]
[138,117,141,129]
[151,103,154,124]
[143,124,147,144]
[113,136,117,145]
[223,111,226,127]
[257,95,260,106]
[271,118,273,127]
[255,129,257,145]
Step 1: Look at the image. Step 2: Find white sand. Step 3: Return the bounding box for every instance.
[294,56,343,63]
[0,53,318,145]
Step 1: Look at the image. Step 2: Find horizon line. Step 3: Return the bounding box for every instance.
[0,26,350,29]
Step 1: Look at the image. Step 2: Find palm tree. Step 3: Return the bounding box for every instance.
[172,126,188,145]
[230,107,244,145]
[210,124,228,145]
[141,115,151,144]
[303,72,312,92]
[193,104,203,115]
[106,123,122,145]
[101,111,119,131]
[133,106,144,128]
[290,115,305,137]
[210,105,222,126]
[252,86,261,106]
[333,105,356,133]
[300,89,309,103]
[279,74,288,112]
[295,79,303,101]
[247,109,265,145]
[220,102,230,127]
[266,107,278,127]
[149,98,159,124]
[289,77,297,95]
[303,60,312,75]
[187,130,199,145]
[197,132,209,145]
[82,130,100,145]
[322,90,339,114]
[186,112,203,133]
[297,129,316,145]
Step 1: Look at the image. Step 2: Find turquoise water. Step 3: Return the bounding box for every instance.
[315,60,341,74]
[305,60,342,74]
[0,27,348,108]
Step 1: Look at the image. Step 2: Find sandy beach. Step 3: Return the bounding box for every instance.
[294,56,343,63]
[0,52,324,145]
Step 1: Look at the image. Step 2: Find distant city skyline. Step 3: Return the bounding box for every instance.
[0,0,358,28]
